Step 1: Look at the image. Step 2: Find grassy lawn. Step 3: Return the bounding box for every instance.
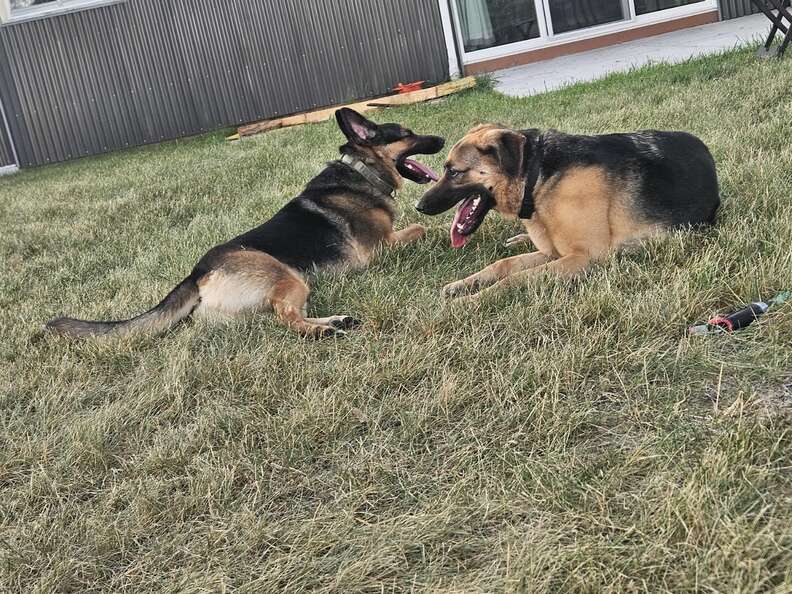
[1,47,791,593]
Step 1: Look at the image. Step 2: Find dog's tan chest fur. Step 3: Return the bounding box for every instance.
[342,207,397,269]
[524,166,656,260]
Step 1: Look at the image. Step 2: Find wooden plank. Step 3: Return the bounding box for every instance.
[235,77,476,139]
[437,77,478,95]
[367,77,476,107]
[367,87,440,107]
[238,99,374,137]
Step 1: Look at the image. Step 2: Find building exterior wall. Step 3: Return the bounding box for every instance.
[0,0,449,167]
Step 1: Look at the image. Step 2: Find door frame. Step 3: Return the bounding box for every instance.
[447,0,718,65]
[0,94,19,175]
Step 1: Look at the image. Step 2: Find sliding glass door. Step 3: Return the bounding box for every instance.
[453,0,713,58]
[455,0,540,52]
[547,0,628,34]
[634,0,705,15]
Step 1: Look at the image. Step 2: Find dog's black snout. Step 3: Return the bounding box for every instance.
[415,201,427,214]
[416,135,445,154]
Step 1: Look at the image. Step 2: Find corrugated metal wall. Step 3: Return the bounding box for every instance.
[0,0,449,167]
[719,0,761,19]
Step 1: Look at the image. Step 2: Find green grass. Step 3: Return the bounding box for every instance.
[1,47,791,593]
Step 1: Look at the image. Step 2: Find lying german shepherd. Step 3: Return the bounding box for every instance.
[416,125,719,299]
[47,109,443,338]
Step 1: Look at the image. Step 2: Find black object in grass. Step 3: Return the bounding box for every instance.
[688,292,789,335]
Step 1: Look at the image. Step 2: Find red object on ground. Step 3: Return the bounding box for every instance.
[393,81,424,94]
[707,315,735,332]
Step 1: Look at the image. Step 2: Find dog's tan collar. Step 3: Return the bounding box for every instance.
[340,154,396,199]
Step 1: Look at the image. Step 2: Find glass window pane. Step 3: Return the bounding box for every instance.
[634,0,705,15]
[11,0,58,10]
[548,0,625,34]
[456,0,540,52]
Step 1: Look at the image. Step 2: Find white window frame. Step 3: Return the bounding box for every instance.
[448,0,718,65]
[0,0,124,25]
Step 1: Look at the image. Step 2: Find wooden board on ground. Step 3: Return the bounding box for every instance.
[234,77,476,139]
[366,77,476,107]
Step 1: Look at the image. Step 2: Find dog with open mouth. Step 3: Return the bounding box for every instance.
[415,124,720,299]
[46,109,443,339]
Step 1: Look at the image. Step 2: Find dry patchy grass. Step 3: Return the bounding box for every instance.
[0,48,791,593]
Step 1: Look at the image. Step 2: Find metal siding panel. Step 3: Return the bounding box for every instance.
[168,0,257,128]
[0,5,144,164]
[238,1,315,119]
[720,0,761,19]
[0,39,32,166]
[124,1,201,142]
[0,0,450,167]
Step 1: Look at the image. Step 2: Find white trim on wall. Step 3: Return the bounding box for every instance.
[0,164,19,175]
[0,94,19,170]
[437,0,463,78]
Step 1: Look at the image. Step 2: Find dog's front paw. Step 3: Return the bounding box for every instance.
[505,233,530,248]
[329,316,362,330]
[450,292,481,307]
[406,223,427,238]
[314,326,344,339]
[442,279,479,299]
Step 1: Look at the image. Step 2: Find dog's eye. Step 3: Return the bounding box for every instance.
[447,167,463,178]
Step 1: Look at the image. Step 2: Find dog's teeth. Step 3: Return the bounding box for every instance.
[457,224,464,231]
[473,197,480,207]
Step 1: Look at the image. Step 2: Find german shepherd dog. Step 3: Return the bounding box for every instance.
[47,109,444,338]
[415,125,719,299]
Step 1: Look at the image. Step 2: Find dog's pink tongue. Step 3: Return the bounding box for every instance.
[450,199,472,249]
[404,158,439,181]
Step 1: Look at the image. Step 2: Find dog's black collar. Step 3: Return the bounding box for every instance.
[518,131,542,220]
[340,154,396,198]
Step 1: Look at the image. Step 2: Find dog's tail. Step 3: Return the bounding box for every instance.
[46,276,200,339]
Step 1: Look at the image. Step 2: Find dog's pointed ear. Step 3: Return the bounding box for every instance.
[336,108,378,144]
[479,129,526,178]
[494,130,526,178]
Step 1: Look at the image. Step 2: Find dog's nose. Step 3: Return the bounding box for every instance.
[415,201,427,213]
